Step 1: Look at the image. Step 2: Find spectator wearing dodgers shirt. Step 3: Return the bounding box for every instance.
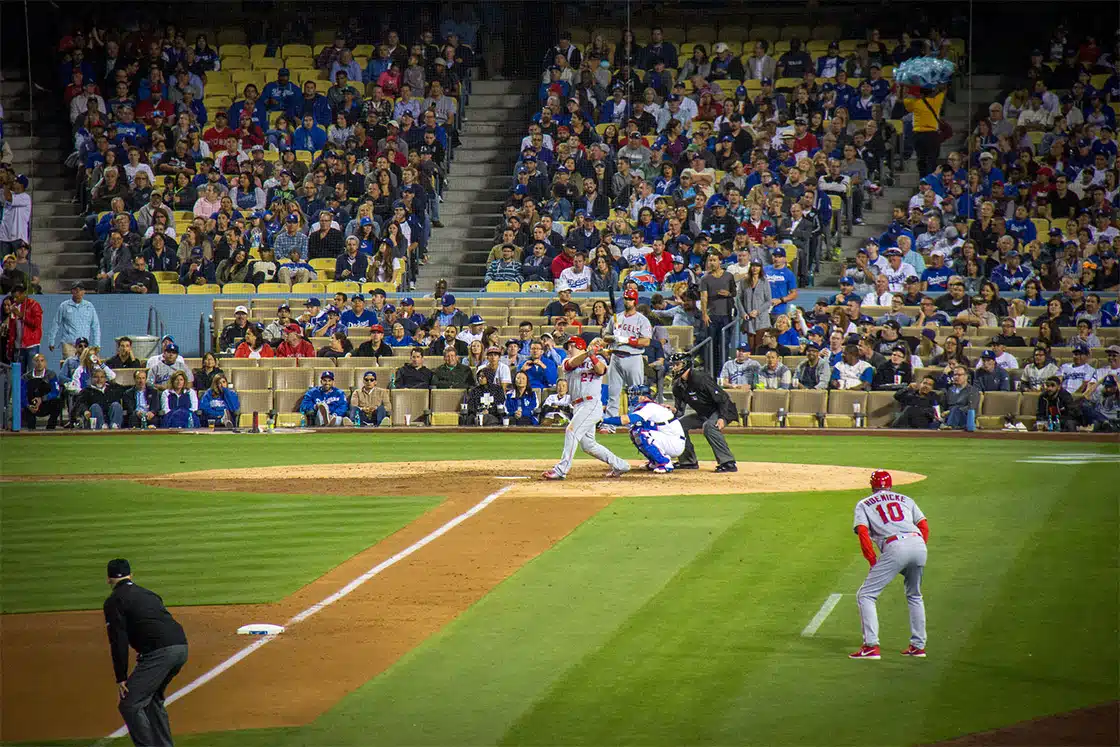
[991,249,1033,292]
[880,248,917,293]
[920,250,954,292]
[1006,204,1038,245]
[764,247,798,317]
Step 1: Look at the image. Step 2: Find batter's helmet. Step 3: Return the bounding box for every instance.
[870,470,893,491]
[566,336,587,350]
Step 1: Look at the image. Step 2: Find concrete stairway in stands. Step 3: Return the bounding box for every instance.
[416,79,534,291]
[817,74,1002,286]
[1,72,95,293]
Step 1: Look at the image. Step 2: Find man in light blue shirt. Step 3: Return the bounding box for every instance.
[48,283,100,361]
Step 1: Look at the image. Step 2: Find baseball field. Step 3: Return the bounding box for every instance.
[1,431,1117,746]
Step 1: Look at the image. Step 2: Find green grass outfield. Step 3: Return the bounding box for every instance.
[2,433,1117,746]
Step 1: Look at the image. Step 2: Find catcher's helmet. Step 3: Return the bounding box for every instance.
[627,384,652,403]
[870,470,892,491]
[565,336,587,351]
[667,352,693,378]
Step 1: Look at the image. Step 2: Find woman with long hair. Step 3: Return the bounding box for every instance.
[234,325,274,358]
[372,241,399,283]
[1034,297,1074,328]
[979,281,1009,318]
[931,335,971,369]
[1032,319,1065,347]
[161,370,199,428]
[465,339,486,369]
[680,44,711,81]
[192,351,224,390]
[318,331,354,359]
[590,255,619,292]
[199,373,241,428]
[66,346,116,394]
[588,300,612,328]
[738,262,772,337]
[216,246,252,286]
[505,371,539,426]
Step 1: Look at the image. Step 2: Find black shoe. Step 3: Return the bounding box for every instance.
[714,462,738,473]
[673,462,699,470]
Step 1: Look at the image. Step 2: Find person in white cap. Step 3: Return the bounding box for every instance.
[218,305,252,352]
[0,171,32,254]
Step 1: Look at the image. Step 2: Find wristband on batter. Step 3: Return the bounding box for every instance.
[628,336,640,346]
[588,354,600,366]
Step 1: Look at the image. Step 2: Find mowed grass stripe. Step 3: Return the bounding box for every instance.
[291,494,763,747]
[0,482,439,613]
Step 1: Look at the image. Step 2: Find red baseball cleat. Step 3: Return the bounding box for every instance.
[901,645,927,657]
[849,644,881,660]
[541,469,564,480]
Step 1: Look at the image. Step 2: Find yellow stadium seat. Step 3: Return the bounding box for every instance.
[486,281,520,292]
[219,43,250,58]
[187,284,221,294]
[773,77,800,90]
[282,43,313,59]
[838,40,861,53]
[352,43,374,58]
[771,40,791,55]
[158,284,186,295]
[285,57,314,71]
[153,271,179,284]
[595,123,611,135]
[312,43,329,57]
[1050,218,1069,235]
[1032,218,1050,236]
[296,151,312,164]
[520,281,553,293]
[327,281,361,294]
[253,57,282,72]
[206,81,236,98]
[249,44,269,60]
[309,258,335,272]
[222,283,257,294]
[292,282,326,294]
[223,58,251,73]
[216,28,247,46]
[206,70,233,87]
[256,282,290,293]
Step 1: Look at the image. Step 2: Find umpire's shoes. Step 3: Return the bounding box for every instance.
[714,462,738,473]
[672,462,699,470]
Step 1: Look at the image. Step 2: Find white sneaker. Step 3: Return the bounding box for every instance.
[598,424,616,434]
[110,423,120,430]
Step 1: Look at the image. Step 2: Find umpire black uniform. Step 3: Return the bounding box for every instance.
[103,559,189,747]
[670,356,739,471]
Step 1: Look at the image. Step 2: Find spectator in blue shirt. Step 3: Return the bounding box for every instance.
[920,250,954,292]
[292,114,327,153]
[340,294,378,329]
[1006,205,1037,245]
[227,84,268,131]
[764,248,799,317]
[991,250,1032,292]
[505,372,539,425]
[262,68,301,112]
[285,81,332,127]
[518,340,558,389]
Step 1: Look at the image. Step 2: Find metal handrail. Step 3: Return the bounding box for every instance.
[688,335,713,375]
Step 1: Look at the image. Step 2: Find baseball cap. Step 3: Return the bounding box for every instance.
[369,324,384,333]
[468,314,485,325]
[305,297,321,307]
[285,323,303,334]
[905,275,920,283]
[75,336,90,346]
[401,297,415,306]
[884,320,901,331]
[809,326,826,337]
[234,304,249,314]
[884,247,903,256]
[1104,375,1118,387]
[320,370,334,380]
[761,225,777,237]
[1073,343,1090,354]
[671,254,684,264]
[277,303,290,312]
[286,213,300,224]
[166,343,179,353]
[771,247,786,257]
[555,280,571,292]
[981,349,997,360]
[383,304,395,313]
[15,174,29,188]
[107,559,131,579]
[326,305,341,315]
[441,293,456,306]
[623,288,639,301]
[805,341,822,351]
[1109,345,1120,355]
[839,276,854,286]
[761,77,772,85]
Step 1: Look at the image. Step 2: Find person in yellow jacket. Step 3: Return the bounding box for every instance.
[903,84,947,178]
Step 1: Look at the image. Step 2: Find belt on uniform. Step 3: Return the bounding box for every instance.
[611,350,633,357]
[571,395,596,404]
[884,532,922,545]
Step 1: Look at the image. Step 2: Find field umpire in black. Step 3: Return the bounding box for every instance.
[667,352,739,472]
[103,558,189,746]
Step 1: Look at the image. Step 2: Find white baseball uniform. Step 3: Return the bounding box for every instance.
[627,401,686,466]
[853,490,928,649]
[551,351,629,477]
[604,310,652,417]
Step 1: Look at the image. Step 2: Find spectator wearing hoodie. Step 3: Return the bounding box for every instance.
[300,370,350,426]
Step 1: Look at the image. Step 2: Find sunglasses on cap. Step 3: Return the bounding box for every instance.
[364,376,376,381]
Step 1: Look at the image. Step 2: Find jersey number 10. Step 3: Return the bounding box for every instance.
[875,502,905,523]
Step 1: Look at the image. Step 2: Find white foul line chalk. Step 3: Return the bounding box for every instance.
[801,593,843,637]
[98,484,516,744]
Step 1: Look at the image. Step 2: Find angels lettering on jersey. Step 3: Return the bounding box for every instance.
[566,356,604,401]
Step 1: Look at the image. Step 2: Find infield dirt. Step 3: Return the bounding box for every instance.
[2,459,922,742]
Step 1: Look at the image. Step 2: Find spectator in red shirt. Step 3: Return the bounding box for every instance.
[645,238,674,282]
[742,202,772,243]
[790,117,818,154]
[136,88,174,125]
[276,324,316,357]
[6,284,43,371]
[236,113,265,150]
[203,111,234,146]
[550,243,576,280]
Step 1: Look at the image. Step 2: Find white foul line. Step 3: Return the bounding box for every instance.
[99,484,516,743]
[801,593,843,637]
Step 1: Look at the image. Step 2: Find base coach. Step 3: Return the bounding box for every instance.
[103,558,189,747]
[666,352,740,472]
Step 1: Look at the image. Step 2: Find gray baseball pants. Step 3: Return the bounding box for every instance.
[606,353,645,417]
[857,535,927,649]
[676,411,736,466]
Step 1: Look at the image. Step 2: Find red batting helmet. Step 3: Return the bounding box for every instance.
[870,470,892,491]
[623,288,640,301]
[566,336,587,350]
